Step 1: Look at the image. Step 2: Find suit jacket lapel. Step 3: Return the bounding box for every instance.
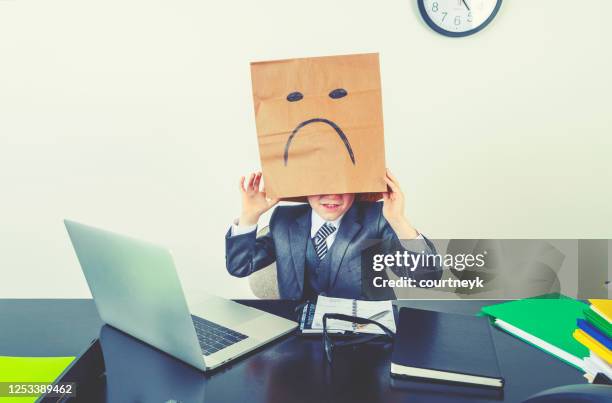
[329,204,362,288]
[288,209,310,294]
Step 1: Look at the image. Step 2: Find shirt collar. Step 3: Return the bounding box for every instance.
[310,209,344,238]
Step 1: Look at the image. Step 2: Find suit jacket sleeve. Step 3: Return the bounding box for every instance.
[225,208,278,278]
[376,205,443,282]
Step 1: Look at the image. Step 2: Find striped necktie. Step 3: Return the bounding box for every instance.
[313,222,337,260]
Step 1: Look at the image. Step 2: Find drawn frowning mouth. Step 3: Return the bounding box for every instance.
[283,118,356,166]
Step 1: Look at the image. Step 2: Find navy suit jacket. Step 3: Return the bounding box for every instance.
[225,201,442,300]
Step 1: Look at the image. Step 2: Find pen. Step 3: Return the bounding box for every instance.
[356,310,389,330]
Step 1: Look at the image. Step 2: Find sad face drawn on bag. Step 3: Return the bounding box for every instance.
[283,88,355,166]
[250,53,387,199]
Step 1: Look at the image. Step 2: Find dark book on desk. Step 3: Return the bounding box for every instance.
[391,307,504,389]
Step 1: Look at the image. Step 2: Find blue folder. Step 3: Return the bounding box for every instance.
[577,319,612,350]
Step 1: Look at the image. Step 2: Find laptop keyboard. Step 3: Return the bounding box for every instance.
[191,315,248,356]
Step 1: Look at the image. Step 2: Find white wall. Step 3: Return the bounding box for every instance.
[1,0,610,299]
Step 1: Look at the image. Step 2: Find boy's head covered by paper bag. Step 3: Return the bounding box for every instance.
[250,53,386,208]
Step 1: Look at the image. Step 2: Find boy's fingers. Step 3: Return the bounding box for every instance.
[253,173,262,191]
[246,173,256,191]
[384,176,399,193]
[386,168,399,184]
[239,176,246,193]
[385,174,404,196]
[261,186,278,205]
[385,172,398,187]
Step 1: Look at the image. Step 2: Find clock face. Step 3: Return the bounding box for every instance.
[419,0,502,37]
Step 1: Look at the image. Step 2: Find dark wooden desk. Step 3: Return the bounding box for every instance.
[0,299,585,402]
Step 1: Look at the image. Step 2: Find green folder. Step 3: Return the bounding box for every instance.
[584,307,612,339]
[481,296,589,370]
[0,356,74,403]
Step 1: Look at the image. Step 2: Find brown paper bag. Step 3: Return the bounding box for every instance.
[250,53,386,201]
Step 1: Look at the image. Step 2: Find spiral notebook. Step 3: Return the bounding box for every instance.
[299,296,396,335]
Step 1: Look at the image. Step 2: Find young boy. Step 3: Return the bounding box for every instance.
[225,169,441,300]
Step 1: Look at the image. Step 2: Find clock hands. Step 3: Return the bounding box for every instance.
[461,0,471,11]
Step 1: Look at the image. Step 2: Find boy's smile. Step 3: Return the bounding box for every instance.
[307,194,355,221]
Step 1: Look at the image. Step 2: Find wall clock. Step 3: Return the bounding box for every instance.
[418,0,502,37]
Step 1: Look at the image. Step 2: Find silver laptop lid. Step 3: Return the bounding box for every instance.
[64,219,206,371]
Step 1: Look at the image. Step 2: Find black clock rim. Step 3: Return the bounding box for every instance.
[417,0,503,38]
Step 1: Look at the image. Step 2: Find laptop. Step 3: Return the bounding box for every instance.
[64,219,296,372]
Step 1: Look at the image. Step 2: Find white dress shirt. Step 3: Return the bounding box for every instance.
[230,220,258,237]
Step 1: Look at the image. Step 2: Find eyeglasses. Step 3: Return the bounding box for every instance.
[322,313,394,365]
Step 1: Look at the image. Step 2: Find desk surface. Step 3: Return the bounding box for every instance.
[0,299,585,403]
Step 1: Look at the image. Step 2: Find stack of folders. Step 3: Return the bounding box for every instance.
[480,295,590,371]
[574,299,612,381]
[390,307,504,389]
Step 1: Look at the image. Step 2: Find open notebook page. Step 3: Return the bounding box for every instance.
[312,296,395,334]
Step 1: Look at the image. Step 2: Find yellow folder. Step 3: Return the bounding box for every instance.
[589,299,612,323]
[573,329,612,365]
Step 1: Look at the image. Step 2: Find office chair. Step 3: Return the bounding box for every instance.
[446,239,563,298]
